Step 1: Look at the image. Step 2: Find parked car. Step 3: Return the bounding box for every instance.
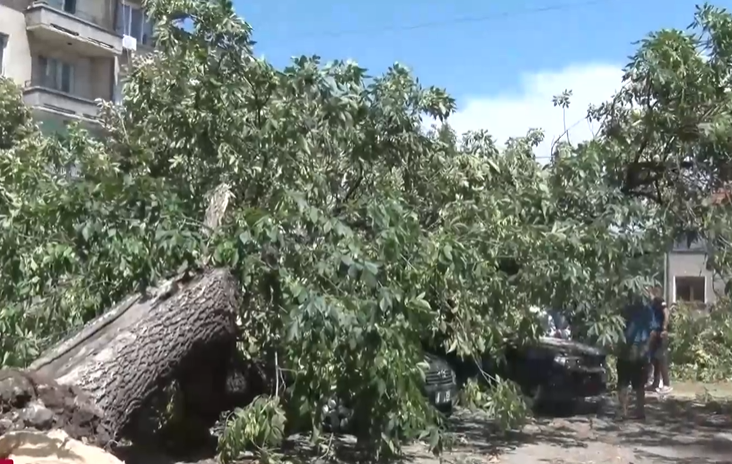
[323,353,458,432]
[423,352,459,413]
[497,335,607,411]
[445,308,607,413]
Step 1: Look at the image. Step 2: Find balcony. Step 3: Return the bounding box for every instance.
[25,1,122,57]
[23,84,100,125]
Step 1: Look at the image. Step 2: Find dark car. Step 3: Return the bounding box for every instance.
[323,353,458,432]
[442,306,607,414]
[494,335,607,411]
[423,352,459,413]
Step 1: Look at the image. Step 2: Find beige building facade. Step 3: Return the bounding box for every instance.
[665,239,726,307]
[0,0,151,132]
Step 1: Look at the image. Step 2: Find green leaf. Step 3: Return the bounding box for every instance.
[442,243,453,261]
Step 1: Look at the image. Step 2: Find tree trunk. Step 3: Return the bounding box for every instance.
[27,268,242,440]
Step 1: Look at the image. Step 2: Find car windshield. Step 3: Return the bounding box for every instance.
[532,307,571,339]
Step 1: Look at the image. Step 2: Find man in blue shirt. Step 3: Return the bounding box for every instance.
[617,295,658,420]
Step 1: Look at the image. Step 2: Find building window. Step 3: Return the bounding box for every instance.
[38,56,75,94]
[0,34,7,76]
[117,2,154,46]
[48,0,77,14]
[675,276,706,303]
[62,0,76,13]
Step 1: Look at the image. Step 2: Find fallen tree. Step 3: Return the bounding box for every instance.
[1,268,247,447]
[4,1,732,460]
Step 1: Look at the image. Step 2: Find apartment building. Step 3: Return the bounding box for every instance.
[0,0,153,132]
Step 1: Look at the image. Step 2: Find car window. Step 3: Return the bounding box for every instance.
[549,310,569,330]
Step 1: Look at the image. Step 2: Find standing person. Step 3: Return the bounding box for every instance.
[617,295,657,420]
[649,289,672,394]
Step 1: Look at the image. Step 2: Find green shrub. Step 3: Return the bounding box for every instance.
[218,395,287,464]
[669,301,732,382]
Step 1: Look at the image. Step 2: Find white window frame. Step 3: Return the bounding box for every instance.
[673,275,707,304]
[0,34,7,76]
[118,2,154,46]
[39,56,75,94]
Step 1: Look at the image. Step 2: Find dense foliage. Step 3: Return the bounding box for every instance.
[670,302,732,382]
[3,0,732,458]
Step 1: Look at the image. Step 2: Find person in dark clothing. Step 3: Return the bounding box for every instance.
[617,297,658,420]
[649,292,672,393]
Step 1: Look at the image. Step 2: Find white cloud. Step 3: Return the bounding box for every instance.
[443,63,625,160]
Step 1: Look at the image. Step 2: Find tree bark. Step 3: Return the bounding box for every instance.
[27,268,242,440]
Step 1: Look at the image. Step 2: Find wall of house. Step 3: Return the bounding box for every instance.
[666,251,726,304]
[0,0,28,12]
[0,2,33,86]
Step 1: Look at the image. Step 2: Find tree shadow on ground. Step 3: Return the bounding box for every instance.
[114,396,732,463]
[438,396,732,463]
[270,405,598,464]
[116,434,380,464]
[269,411,578,464]
[113,444,217,464]
[444,409,587,456]
[279,434,386,464]
[591,396,732,463]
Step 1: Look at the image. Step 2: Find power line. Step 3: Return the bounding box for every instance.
[275,0,611,40]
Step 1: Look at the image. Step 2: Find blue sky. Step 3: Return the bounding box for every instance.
[232,0,730,157]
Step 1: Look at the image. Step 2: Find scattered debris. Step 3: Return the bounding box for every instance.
[0,429,123,464]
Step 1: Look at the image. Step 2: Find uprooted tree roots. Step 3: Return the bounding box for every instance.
[0,267,269,455]
[0,369,109,444]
